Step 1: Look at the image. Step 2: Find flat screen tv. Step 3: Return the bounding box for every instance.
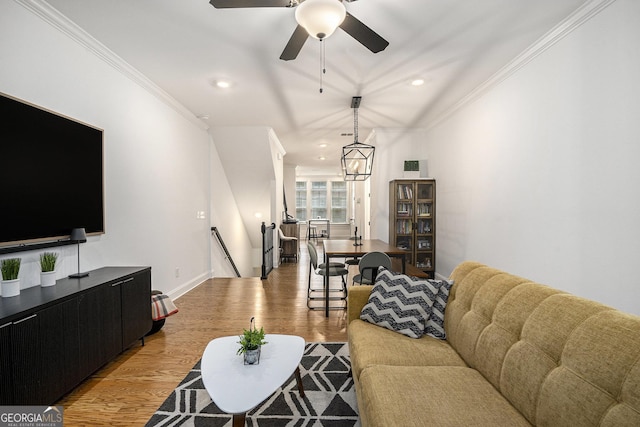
[0,92,104,248]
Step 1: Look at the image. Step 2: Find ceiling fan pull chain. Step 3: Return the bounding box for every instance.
[319,39,326,93]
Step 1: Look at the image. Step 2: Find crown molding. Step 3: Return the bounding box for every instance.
[427,0,617,130]
[15,0,209,130]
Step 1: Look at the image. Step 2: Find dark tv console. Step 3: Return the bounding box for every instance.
[0,266,152,405]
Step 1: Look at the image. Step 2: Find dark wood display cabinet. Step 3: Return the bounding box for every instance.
[389,179,436,278]
[0,267,152,405]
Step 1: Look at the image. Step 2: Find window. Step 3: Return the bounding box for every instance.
[331,181,347,223]
[310,181,327,219]
[295,181,307,221]
[296,180,349,223]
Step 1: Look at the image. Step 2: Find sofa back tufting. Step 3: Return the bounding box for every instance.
[446,261,640,426]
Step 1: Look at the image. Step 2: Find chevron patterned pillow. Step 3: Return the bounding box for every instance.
[424,279,454,339]
[360,267,441,338]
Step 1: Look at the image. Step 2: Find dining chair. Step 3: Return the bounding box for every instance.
[307,242,348,310]
[352,251,392,285]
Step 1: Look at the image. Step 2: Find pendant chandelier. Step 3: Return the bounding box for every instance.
[341,96,375,181]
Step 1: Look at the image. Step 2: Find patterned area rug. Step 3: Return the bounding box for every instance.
[146,342,359,427]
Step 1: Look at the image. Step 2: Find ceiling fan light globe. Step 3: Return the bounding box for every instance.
[295,0,346,40]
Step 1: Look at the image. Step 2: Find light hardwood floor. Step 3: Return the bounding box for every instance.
[55,241,349,426]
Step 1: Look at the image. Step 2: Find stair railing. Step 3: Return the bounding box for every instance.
[211,227,241,278]
[261,222,276,279]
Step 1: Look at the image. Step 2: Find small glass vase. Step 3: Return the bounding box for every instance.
[244,347,261,365]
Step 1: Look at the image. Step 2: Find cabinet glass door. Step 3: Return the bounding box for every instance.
[396,235,413,251]
[394,182,414,254]
[415,251,434,270]
[396,183,414,200]
[415,182,434,274]
[417,182,433,199]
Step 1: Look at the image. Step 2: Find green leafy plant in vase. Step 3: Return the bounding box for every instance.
[237,317,267,365]
[40,252,59,287]
[1,258,21,298]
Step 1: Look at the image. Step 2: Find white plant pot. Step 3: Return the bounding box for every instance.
[41,271,57,287]
[1,279,20,298]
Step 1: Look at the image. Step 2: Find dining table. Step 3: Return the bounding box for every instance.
[321,239,407,317]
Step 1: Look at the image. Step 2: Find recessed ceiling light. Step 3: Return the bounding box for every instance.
[319,143,327,148]
[318,156,326,161]
[214,80,232,89]
[411,79,425,87]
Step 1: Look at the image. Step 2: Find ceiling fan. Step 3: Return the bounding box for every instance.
[208,0,389,61]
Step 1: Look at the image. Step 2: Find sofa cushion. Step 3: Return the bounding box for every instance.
[500,294,612,423]
[348,319,466,381]
[358,365,531,427]
[536,309,640,427]
[424,279,454,339]
[360,267,440,338]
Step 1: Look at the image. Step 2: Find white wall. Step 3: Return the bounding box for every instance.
[420,0,640,315]
[210,126,284,270]
[283,164,297,221]
[268,129,285,269]
[0,1,217,297]
[209,138,255,277]
[369,129,427,242]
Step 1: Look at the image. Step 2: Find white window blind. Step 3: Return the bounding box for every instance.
[295,181,307,221]
[310,181,327,219]
[331,181,347,223]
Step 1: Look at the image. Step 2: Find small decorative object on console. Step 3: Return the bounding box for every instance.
[237,317,267,365]
[40,251,58,287]
[1,257,21,298]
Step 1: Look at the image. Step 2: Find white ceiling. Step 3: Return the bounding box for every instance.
[46,0,587,175]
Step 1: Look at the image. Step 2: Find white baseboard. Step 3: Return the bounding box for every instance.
[168,271,210,301]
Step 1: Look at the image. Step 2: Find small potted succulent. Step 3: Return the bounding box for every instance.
[237,317,267,365]
[1,258,21,298]
[39,252,58,287]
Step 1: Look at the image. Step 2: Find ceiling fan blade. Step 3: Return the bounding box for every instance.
[280,25,309,61]
[339,12,389,53]
[209,0,293,8]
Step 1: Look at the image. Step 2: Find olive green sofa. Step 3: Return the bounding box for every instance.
[347,261,640,426]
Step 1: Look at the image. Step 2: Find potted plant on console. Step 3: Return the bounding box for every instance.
[1,258,21,298]
[40,252,58,287]
[237,317,267,365]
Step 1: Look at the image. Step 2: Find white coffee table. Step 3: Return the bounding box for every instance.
[201,334,306,427]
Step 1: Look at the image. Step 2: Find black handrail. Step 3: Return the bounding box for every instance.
[261,222,276,280]
[211,227,241,278]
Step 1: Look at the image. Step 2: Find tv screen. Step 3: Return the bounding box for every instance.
[0,92,104,247]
